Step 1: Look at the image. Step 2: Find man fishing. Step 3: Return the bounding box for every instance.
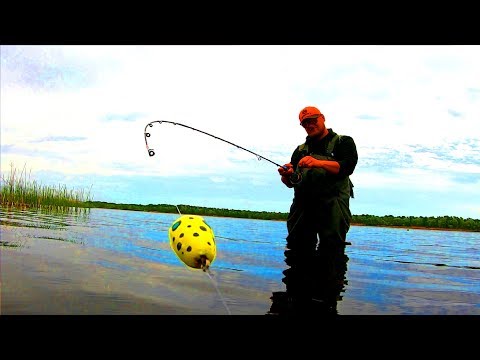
[276,106,358,314]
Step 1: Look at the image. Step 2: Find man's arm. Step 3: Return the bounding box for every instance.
[297,136,358,176]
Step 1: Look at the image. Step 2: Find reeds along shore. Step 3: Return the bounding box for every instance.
[0,163,91,210]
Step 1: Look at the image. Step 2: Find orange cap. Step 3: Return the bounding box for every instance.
[299,106,322,122]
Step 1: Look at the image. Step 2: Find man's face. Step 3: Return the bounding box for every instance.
[300,115,325,137]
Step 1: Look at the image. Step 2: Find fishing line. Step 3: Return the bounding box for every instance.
[144,120,288,170]
[205,269,232,315]
[175,205,182,216]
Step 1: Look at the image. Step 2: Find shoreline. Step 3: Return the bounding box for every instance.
[94,207,480,233]
[1,204,479,233]
[350,223,479,233]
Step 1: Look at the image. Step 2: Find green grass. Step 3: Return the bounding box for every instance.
[0,163,92,210]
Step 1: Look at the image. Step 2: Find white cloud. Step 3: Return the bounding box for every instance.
[2,45,480,217]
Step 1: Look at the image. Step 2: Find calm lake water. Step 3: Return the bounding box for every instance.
[1,207,479,315]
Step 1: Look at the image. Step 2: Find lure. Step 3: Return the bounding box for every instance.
[168,214,216,271]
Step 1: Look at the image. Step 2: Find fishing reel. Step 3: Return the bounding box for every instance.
[289,171,303,185]
[280,165,302,185]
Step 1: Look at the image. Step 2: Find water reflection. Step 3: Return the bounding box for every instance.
[0,206,91,246]
[2,206,479,315]
[1,206,90,229]
[267,242,350,316]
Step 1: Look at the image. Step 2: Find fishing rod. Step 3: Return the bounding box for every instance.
[144,120,288,170]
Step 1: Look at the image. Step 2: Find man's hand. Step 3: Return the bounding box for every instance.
[278,163,294,176]
[278,163,294,188]
[298,156,320,169]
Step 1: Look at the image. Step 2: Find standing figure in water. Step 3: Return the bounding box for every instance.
[269,106,358,315]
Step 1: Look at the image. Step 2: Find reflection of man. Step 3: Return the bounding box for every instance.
[268,250,349,315]
[271,105,358,315]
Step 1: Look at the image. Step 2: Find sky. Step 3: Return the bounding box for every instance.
[1,45,479,219]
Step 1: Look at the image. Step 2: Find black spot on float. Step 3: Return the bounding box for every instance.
[177,242,182,251]
[207,242,211,246]
[172,237,175,242]
[187,246,192,252]
[203,220,212,230]
[189,217,194,219]
[172,221,181,231]
[188,225,191,227]
[200,226,207,231]
[193,233,199,237]
[179,233,184,238]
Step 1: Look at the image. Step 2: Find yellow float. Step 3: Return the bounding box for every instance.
[168,214,216,270]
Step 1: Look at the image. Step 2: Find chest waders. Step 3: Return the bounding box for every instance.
[282,133,352,313]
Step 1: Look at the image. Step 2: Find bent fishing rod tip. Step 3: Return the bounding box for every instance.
[144,120,288,168]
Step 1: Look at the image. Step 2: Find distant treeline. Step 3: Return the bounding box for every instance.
[83,201,288,221]
[83,201,480,232]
